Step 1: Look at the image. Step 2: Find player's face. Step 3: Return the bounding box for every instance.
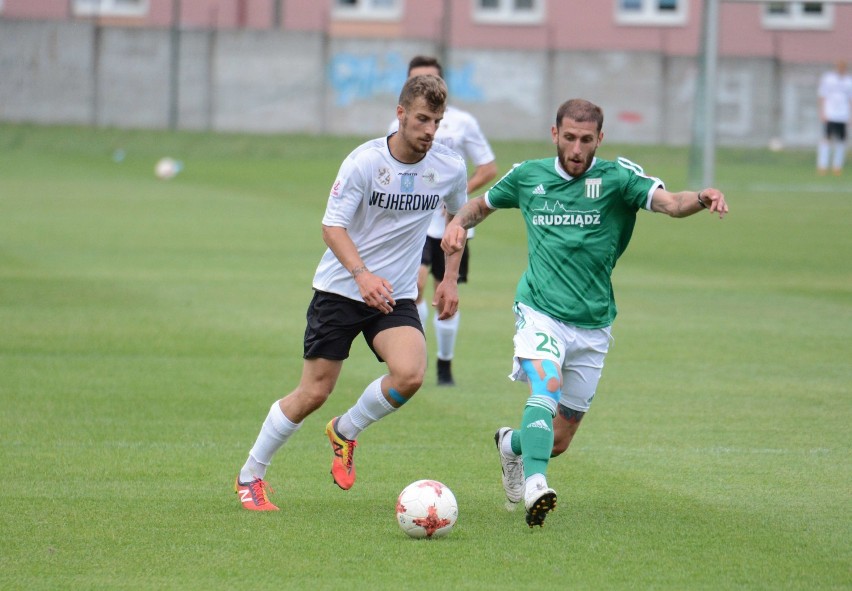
[552,118,603,177]
[397,96,444,159]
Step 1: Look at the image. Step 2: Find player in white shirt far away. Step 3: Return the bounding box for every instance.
[389,55,498,386]
[817,60,852,176]
[235,74,469,510]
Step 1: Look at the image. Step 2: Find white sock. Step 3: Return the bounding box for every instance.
[501,431,517,457]
[817,141,830,170]
[417,300,428,330]
[433,311,460,361]
[336,376,396,440]
[240,401,300,482]
[832,141,846,170]
[524,473,548,497]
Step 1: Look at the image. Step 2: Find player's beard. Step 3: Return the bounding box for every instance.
[557,144,594,177]
[400,115,433,156]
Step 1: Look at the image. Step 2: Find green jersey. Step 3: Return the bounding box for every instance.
[486,156,662,328]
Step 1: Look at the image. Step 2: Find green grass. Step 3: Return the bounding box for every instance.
[1,123,850,590]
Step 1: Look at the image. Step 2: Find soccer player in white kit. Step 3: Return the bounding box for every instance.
[817,60,852,175]
[443,99,729,527]
[235,75,468,510]
[389,56,498,386]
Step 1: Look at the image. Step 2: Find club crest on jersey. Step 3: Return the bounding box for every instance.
[400,172,415,193]
[422,168,439,187]
[585,178,602,199]
[377,167,392,187]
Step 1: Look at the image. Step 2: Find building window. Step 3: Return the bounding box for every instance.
[615,0,687,26]
[332,0,403,21]
[762,2,833,30]
[473,0,545,25]
[73,0,148,17]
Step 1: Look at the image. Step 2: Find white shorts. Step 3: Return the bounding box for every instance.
[509,302,612,412]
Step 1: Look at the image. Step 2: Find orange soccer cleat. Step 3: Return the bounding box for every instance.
[235,477,279,511]
[326,417,358,490]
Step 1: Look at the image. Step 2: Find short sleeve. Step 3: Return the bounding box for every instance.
[616,157,664,211]
[322,156,367,228]
[484,163,523,209]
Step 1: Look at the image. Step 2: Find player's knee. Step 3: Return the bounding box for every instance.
[294,385,333,411]
[559,404,586,424]
[546,376,560,394]
[389,370,424,396]
[522,359,562,403]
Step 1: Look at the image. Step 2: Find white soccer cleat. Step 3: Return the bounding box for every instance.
[524,481,557,528]
[494,427,524,505]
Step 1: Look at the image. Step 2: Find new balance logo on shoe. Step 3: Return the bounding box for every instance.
[235,477,279,511]
[526,419,551,431]
[532,184,546,196]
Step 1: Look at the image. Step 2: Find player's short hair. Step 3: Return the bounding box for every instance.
[556,99,604,133]
[408,55,443,78]
[399,74,448,113]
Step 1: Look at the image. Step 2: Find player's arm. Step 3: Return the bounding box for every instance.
[441,196,495,255]
[433,213,464,320]
[441,161,498,225]
[321,224,395,314]
[467,161,498,195]
[650,187,728,219]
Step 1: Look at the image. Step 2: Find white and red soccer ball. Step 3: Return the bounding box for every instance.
[154,157,182,180]
[396,480,458,539]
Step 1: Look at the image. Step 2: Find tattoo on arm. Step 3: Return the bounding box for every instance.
[457,199,491,229]
[351,265,369,277]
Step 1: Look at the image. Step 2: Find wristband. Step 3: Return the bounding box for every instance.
[697,191,708,209]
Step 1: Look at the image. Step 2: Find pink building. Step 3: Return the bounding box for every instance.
[3,0,850,64]
[1,1,849,146]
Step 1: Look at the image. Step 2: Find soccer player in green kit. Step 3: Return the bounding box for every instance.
[442,98,729,527]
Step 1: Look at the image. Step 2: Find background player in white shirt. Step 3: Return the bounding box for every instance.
[235,75,468,510]
[817,60,852,175]
[389,56,498,386]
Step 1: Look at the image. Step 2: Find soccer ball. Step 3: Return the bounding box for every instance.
[395,480,458,539]
[154,157,182,180]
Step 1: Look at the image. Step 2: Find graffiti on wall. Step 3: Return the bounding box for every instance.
[328,51,485,106]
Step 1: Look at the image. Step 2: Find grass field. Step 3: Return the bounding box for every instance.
[1,123,850,590]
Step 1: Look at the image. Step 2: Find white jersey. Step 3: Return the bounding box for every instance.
[389,105,495,238]
[818,69,852,123]
[313,136,468,302]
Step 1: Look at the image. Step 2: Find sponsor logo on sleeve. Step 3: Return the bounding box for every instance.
[330,178,344,198]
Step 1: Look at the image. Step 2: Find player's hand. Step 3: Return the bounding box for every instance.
[700,188,729,219]
[433,280,459,320]
[355,272,395,314]
[441,223,466,255]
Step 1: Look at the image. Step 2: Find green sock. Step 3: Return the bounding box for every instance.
[519,405,554,480]
[510,430,522,456]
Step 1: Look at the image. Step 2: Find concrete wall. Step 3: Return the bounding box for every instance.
[0,20,824,148]
[0,20,95,123]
